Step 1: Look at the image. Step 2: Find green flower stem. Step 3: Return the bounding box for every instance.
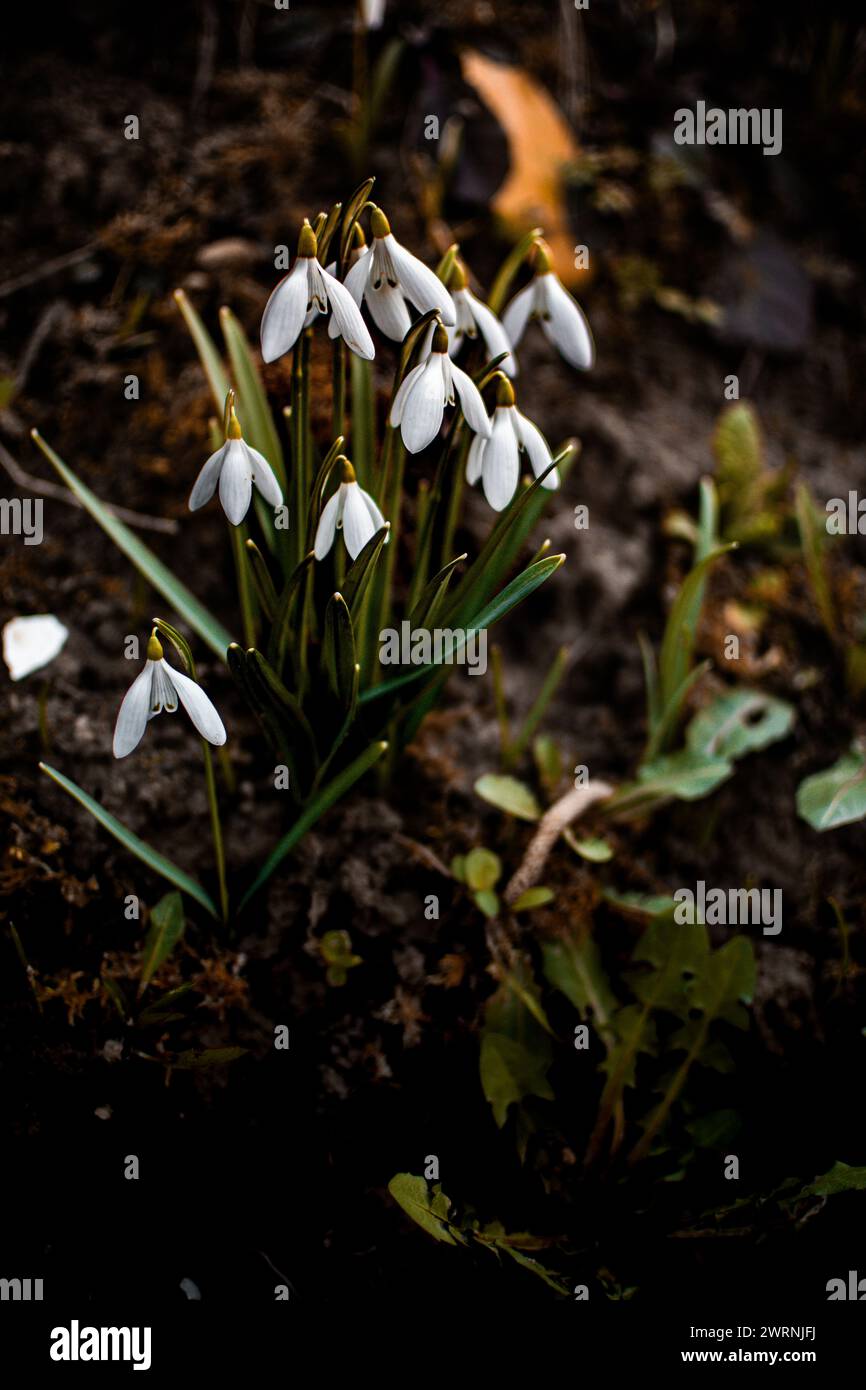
[202,741,229,924]
[332,339,347,440]
[440,428,472,569]
[229,521,257,649]
[369,431,405,683]
[406,413,461,616]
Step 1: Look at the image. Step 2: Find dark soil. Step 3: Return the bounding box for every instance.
[2,0,866,1318]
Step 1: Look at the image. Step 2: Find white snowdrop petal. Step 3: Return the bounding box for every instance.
[467,291,516,376]
[218,440,253,525]
[501,280,537,349]
[481,410,520,510]
[466,433,485,485]
[541,272,595,370]
[2,614,69,682]
[188,442,228,512]
[314,490,341,560]
[341,482,377,560]
[366,282,413,341]
[384,234,456,324]
[360,488,388,537]
[361,0,386,28]
[400,356,446,453]
[149,659,178,716]
[515,408,558,487]
[450,363,492,438]
[260,259,310,363]
[112,662,155,759]
[343,248,372,306]
[167,664,227,746]
[389,363,425,428]
[247,446,284,509]
[321,268,376,359]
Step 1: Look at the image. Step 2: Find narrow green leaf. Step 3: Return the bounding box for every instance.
[173,288,229,412]
[361,554,565,704]
[407,552,467,630]
[32,432,231,660]
[239,741,388,910]
[341,525,389,619]
[323,592,357,706]
[39,763,218,918]
[658,543,736,711]
[139,891,185,994]
[795,481,836,637]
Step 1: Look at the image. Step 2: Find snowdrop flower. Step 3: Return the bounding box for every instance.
[390,324,491,454]
[260,220,375,363]
[360,0,386,28]
[314,457,388,563]
[466,374,559,511]
[502,240,595,371]
[449,260,516,376]
[343,207,455,342]
[113,630,226,759]
[189,406,283,526]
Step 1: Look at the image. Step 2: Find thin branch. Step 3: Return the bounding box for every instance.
[503,780,614,906]
[0,440,179,535]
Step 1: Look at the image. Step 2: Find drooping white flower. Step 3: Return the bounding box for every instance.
[261,220,375,363]
[113,631,226,759]
[189,406,283,526]
[390,323,491,454]
[466,375,559,511]
[314,457,388,563]
[502,241,594,371]
[448,260,516,376]
[360,0,386,28]
[2,614,69,681]
[343,207,455,342]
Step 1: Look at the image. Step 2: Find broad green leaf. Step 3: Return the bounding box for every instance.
[139,891,185,993]
[480,1032,554,1128]
[172,1047,248,1069]
[39,763,218,918]
[474,774,541,821]
[628,910,710,1012]
[687,688,795,762]
[688,935,756,1025]
[473,888,499,918]
[220,306,286,486]
[387,1174,460,1245]
[796,744,866,831]
[464,847,501,891]
[238,741,387,910]
[32,432,231,660]
[563,831,613,862]
[608,748,732,818]
[805,1161,866,1198]
[511,886,554,911]
[542,934,618,1038]
[601,889,678,917]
